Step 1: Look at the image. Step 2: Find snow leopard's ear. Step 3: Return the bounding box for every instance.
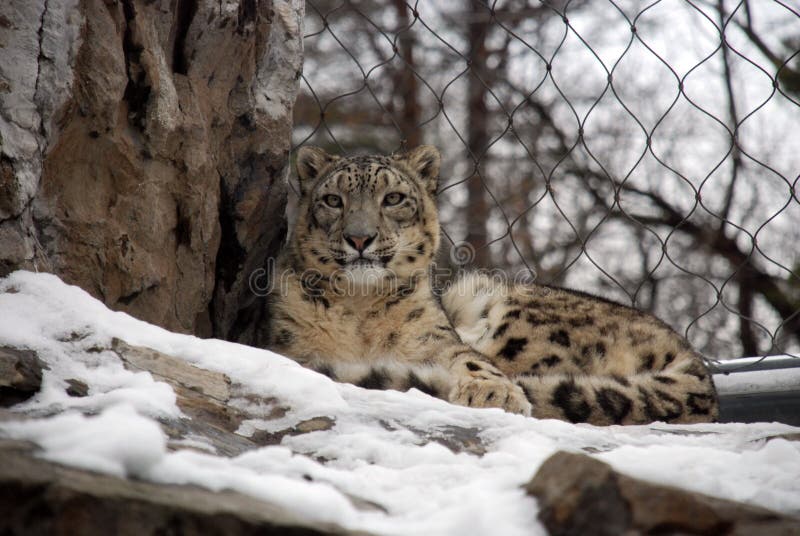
[396,145,441,195]
[296,146,339,195]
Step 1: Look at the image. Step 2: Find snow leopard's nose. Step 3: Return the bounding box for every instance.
[344,233,376,253]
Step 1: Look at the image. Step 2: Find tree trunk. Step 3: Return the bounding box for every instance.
[464,3,491,267]
[392,0,421,149]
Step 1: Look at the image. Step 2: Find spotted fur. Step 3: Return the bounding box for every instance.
[268,146,719,424]
[442,272,719,424]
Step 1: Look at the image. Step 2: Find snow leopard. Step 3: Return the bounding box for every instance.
[267,145,718,424]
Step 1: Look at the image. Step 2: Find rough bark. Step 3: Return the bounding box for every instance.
[0,0,303,343]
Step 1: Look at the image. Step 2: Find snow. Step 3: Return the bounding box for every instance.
[2,270,800,535]
[3,405,165,479]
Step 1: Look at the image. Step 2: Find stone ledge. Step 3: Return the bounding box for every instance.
[526,450,800,536]
[0,438,361,536]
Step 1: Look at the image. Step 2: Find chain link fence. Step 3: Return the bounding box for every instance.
[290,0,800,364]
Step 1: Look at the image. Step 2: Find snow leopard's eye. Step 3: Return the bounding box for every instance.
[323,194,343,208]
[383,192,405,207]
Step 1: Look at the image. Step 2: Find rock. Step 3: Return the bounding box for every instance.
[5,326,799,532]
[65,378,89,397]
[110,338,255,454]
[525,450,800,536]
[0,438,355,535]
[0,346,45,406]
[0,0,303,343]
[251,416,336,446]
[41,337,493,458]
[112,338,232,403]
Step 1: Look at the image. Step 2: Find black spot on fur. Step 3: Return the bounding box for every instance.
[480,307,490,319]
[598,321,619,336]
[386,296,407,309]
[498,337,528,360]
[611,374,631,387]
[638,387,658,422]
[416,243,425,254]
[568,316,595,328]
[357,368,391,390]
[638,386,683,422]
[386,332,398,348]
[663,352,676,367]
[639,353,656,371]
[687,392,715,415]
[549,329,571,347]
[380,254,395,264]
[654,375,676,384]
[300,278,331,308]
[492,322,510,339]
[654,389,684,421]
[596,387,632,424]
[406,255,416,263]
[466,361,481,372]
[552,380,592,423]
[406,307,425,321]
[313,364,337,380]
[526,314,547,327]
[572,352,589,369]
[503,309,522,320]
[273,329,294,346]
[407,371,439,397]
[595,342,606,358]
[536,314,564,326]
[302,293,331,309]
[542,354,561,367]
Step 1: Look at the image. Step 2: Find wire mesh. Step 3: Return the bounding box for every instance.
[291,0,800,364]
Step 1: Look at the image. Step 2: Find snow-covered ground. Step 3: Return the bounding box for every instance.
[1,271,799,535]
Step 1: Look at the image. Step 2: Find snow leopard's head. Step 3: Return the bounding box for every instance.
[291,146,441,285]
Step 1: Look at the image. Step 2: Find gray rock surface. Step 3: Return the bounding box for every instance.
[0,346,45,406]
[526,450,800,536]
[0,438,355,536]
[0,0,302,343]
[109,338,482,458]
[2,333,799,533]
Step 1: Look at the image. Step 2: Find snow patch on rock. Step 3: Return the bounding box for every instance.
[1,270,799,535]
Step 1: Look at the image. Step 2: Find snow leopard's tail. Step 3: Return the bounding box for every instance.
[441,271,718,424]
[513,358,718,425]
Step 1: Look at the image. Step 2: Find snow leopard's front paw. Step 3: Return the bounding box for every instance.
[449,359,532,416]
